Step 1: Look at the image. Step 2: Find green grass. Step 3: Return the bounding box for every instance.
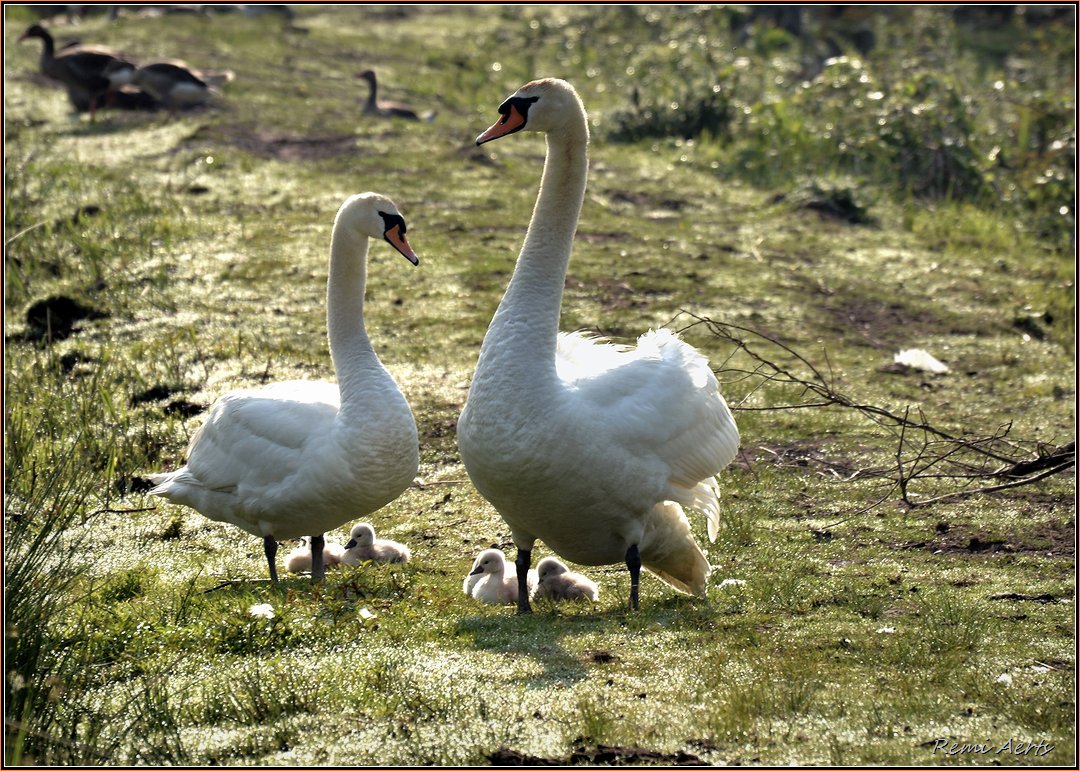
[4,5,1075,766]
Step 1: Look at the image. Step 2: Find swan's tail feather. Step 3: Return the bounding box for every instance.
[644,550,711,597]
[146,471,175,495]
[147,468,200,497]
[642,501,712,597]
[672,477,721,542]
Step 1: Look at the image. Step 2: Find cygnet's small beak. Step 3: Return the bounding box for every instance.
[469,565,484,576]
[344,539,357,550]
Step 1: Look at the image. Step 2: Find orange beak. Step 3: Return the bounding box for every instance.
[384,225,419,265]
[476,103,528,145]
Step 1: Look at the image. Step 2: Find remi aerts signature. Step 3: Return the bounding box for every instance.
[930,738,1055,757]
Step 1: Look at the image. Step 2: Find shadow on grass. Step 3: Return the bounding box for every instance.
[453,594,727,686]
[61,116,157,138]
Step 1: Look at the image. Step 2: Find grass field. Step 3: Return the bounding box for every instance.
[4,4,1075,766]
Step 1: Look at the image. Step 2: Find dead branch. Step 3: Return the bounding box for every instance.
[899,463,1073,508]
[675,312,1075,514]
[199,578,271,593]
[90,506,157,516]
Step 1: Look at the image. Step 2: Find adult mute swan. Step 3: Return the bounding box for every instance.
[149,193,420,583]
[457,79,740,612]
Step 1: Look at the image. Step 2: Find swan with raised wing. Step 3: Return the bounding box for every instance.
[457,79,740,612]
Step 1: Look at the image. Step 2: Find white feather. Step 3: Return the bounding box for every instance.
[894,348,949,374]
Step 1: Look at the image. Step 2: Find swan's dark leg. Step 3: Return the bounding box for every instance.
[515,548,533,615]
[310,534,326,583]
[264,535,279,583]
[626,544,641,610]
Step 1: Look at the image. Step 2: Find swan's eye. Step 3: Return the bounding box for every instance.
[497,95,539,124]
[378,211,406,235]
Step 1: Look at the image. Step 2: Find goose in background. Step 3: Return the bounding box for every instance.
[284,536,346,574]
[535,557,599,602]
[464,548,537,605]
[457,79,740,613]
[340,522,411,565]
[358,69,435,122]
[106,59,232,113]
[149,192,420,583]
[19,22,133,118]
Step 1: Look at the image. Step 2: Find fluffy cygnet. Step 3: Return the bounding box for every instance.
[284,536,346,574]
[465,548,537,605]
[341,522,411,565]
[535,556,599,602]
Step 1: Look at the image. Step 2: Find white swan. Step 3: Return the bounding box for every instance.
[464,548,537,605]
[535,556,599,602]
[149,192,420,583]
[457,79,740,612]
[284,536,346,574]
[340,522,411,565]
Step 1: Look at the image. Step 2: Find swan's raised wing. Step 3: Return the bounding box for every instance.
[183,381,340,494]
[556,329,740,539]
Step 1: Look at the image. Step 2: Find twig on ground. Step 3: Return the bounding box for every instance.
[91,506,157,516]
[412,478,468,488]
[200,578,271,593]
[672,312,1074,516]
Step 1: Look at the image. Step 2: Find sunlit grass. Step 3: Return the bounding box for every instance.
[5,4,1074,766]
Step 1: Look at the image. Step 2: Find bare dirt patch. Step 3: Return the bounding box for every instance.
[819,295,937,349]
[185,123,359,162]
[564,275,646,311]
[898,518,1074,558]
[747,438,862,480]
[17,295,108,344]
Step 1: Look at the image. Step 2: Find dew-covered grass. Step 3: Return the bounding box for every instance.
[4,4,1074,766]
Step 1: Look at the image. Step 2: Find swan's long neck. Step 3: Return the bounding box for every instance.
[476,110,589,382]
[326,225,382,417]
